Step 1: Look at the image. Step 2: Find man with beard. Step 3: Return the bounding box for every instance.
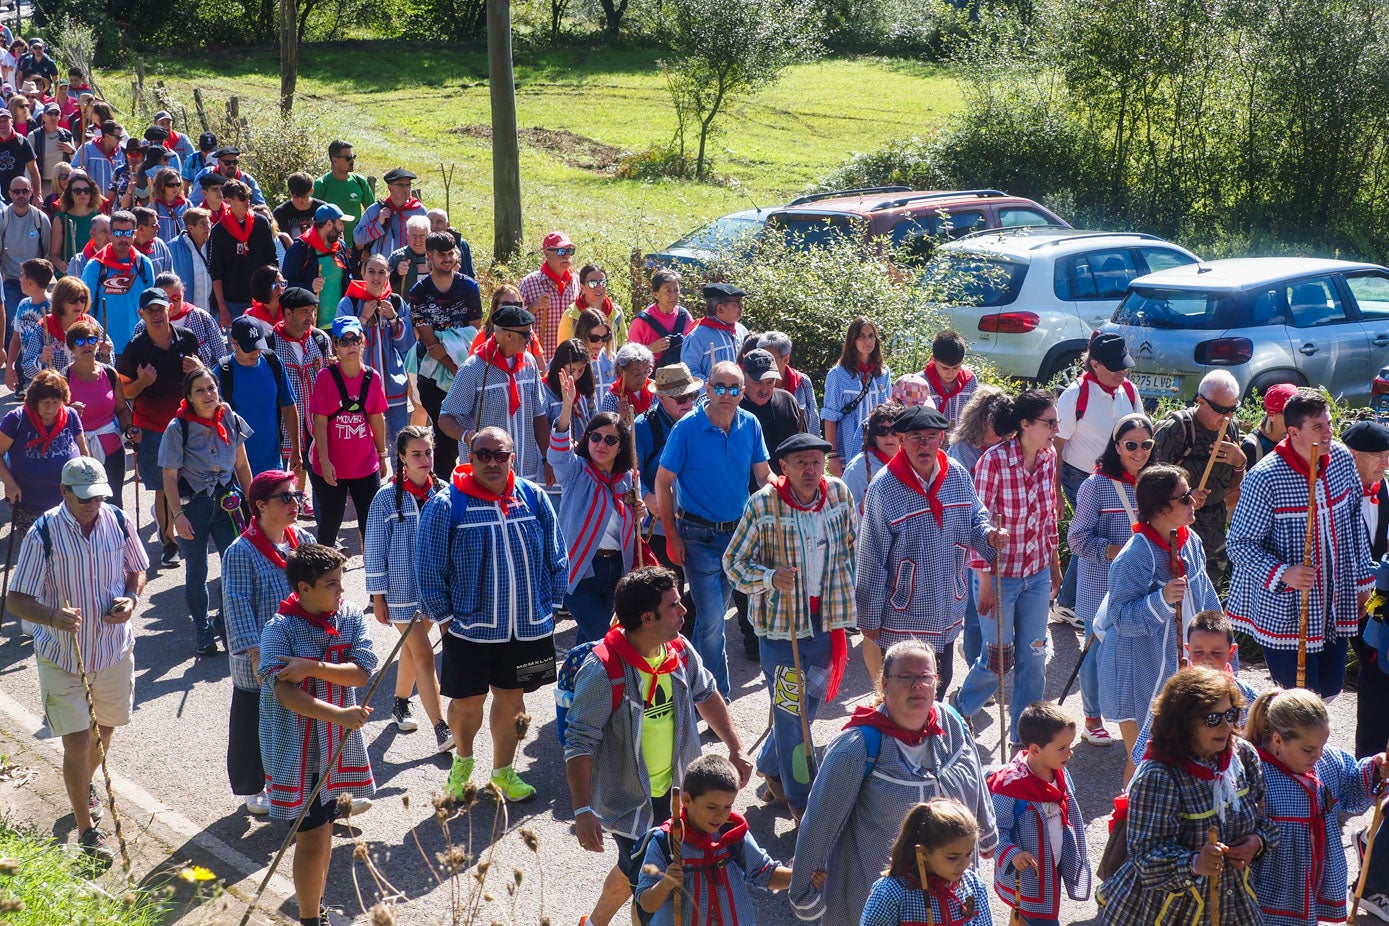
[190,146,265,207]
[82,210,155,356]
[0,108,38,204]
[283,202,353,328]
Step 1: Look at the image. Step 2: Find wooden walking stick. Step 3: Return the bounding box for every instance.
[1207,825,1221,926]
[1169,529,1188,670]
[239,610,423,926]
[915,844,935,926]
[669,784,684,926]
[1298,442,1320,689]
[1194,417,1231,494]
[1351,742,1389,924]
[995,565,1007,756]
[621,404,644,563]
[68,602,132,879]
[0,508,19,621]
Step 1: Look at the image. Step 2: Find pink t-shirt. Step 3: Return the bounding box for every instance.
[309,366,388,480]
[68,365,121,455]
[628,304,687,346]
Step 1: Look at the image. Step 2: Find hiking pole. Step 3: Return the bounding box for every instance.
[1298,442,1320,689]
[1352,740,1389,924]
[1057,633,1095,703]
[914,844,934,926]
[0,507,18,622]
[68,601,132,880]
[622,403,644,564]
[1207,825,1221,926]
[1194,417,1231,495]
[995,565,1007,758]
[239,609,422,926]
[1169,529,1187,671]
[669,784,683,926]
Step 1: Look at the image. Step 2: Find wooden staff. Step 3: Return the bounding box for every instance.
[1194,418,1231,493]
[621,403,644,564]
[774,496,816,789]
[914,844,935,926]
[670,785,683,926]
[995,566,1007,756]
[1207,825,1221,926]
[1298,442,1320,689]
[1352,752,1388,924]
[1169,529,1188,670]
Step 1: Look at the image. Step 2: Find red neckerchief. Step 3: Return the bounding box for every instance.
[277,592,338,637]
[586,459,627,515]
[1257,745,1325,883]
[1134,522,1188,575]
[344,279,394,304]
[782,364,804,395]
[24,403,68,453]
[1367,480,1382,502]
[155,195,185,218]
[221,209,255,244]
[896,872,974,926]
[1081,370,1119,397]
[772,473,827,513]
[573,293,616,321]
[987,753,1071,829]
[886,448,949,527]
[1142,741,1233,781]
[43,309,78,342]
[162,130,181,152]
[1274,437,1328,481]
[398,475,433,501]
[383,195,423,215]
[81,238,99,260]
[696,315,736,334]
[924,360,975,402]
[540,261,572,294]
[603,626,679,706]
[661,807,752,926]
[133,237,157,256]
[246,301,279,325]
[608,378,654,415]
[206,202,229,226]
[871,447,894,466]
[452,463,517,518]
[242,517,301,569]
[167,300,193,322]
[272,319,312,346]
[843,704,943,747]
[299,223,339,256]
[856,362,879,385]
[1098,466,1138,485]
[94,244,136,273]
[175,399,230,444]
[477,337,523,415]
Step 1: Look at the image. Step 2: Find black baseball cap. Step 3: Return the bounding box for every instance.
[230,316,269,352]
[1088,332,1135,372]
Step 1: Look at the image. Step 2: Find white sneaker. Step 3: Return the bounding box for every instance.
[1359,892,1389,922]
[1082,725,1114,747]
[245,791,271,815]
[350,797,373,816]
[1052,604,1084,629]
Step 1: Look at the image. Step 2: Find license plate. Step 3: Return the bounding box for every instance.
[1131,372,1181,397]
[1376,394,1389,418]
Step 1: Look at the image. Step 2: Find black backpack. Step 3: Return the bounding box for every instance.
[304,365,376,462]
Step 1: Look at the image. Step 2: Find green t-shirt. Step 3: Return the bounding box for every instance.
[316,252,346,328]
[313,172,373,242]
[639,650,675,797]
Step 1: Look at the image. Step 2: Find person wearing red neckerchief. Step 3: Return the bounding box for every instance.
[822,316,893,478]
[1228,388,1374,699]
[598,341,656,418]
[149,110,194,181]
[1343,418,1389,760]
[207,178,277,326]
[923,330,978,428]
[130,205,173,277]
[353,166,426,261]
[519,230,581,358]
[283,202,354,329]
[558,262,628,350]
[189,145,265,207]
[857,404,1003,693]
[841,399,904,510]
[72,118,124,203]
[859,798,992,926]
[564,566,752,926]
[1053,331,1141,628]
[757,329,820,438]
[679,281,747,385]
[0,368,88,523]
[723,431,855,820]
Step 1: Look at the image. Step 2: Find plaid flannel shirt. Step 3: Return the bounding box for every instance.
[519,267,580,359]
[969,437,1058,577]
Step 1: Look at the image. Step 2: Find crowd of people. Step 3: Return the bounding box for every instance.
[4,56,1389,926]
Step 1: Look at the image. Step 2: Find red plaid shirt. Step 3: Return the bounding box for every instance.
[968,437,1059,577]
[518,267,579,360]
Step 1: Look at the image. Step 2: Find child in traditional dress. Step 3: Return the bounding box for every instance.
[636,754,801,926]
[258,543,377,926]
[988,702,1091,926]
[1246,689,1385,926]
[860,798,993,926]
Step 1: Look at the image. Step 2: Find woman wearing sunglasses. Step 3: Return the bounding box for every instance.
[1097,665,1276,926]
[549,367,639,644]
[64,318,130,498]
[48,168,104,273]
[557,263,627,351]
[220,469,315,816]
[573,307,615,396]
[841,400,904,511]
[1067,412,1155,749]
[1095,463,1221,785]
[150,167,188,242]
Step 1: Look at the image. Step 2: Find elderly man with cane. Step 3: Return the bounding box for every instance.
[7,457,148,865]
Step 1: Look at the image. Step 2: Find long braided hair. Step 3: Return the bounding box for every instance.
[394,424,447,517]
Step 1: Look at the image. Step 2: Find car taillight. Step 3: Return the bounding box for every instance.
[1374,372,1389,396]
[1195,337,1254,365]
[978,312,1040,334]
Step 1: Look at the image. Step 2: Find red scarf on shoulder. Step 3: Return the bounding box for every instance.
[452,463,517,518]
[896,872,976,926]
[1134,522,1188,575]
[573,293,616,321]
[541,261,572,292]
[603,626,681,706]
[42,307,78,343]
[221,209,255,244]
[924,360,974,402]
[277,592,338,637]
[608,378,654,415]
[782,364,804,396]
[1273,437,1328,480]
[176,399,230,444]
[94,244,136,273]
[987,753,1071,828]
[299,223,338,256]
[242,517,301,568]
[344,279,393,304]
[475,336,523,415]
[696,315,736,334]
[886,448,949,527]
[1142,741,1233,781]
[24,404,68,454]
[398,474,433,501]
[843,704,944,747]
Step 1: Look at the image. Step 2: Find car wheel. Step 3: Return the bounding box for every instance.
[1040,351,1084,389]
[1246,371,1305,402]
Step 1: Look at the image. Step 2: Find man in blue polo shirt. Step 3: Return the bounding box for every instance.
[217,316,300,476]
[655,360,771,696]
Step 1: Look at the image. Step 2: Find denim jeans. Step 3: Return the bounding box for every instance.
[180,491,240,631]
[678,519,734,697]
[2,278,20,342]
[1056,462,1089,610]
[756,633,830,811]
[1262,637,1349,699]
[956,568,1052,745]
[564,553,623,645]
[383,402,409,444]
[962,577,982,670]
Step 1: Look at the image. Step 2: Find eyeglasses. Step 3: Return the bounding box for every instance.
[546,246,576,257]
[1036,417,1061,430]
[711,384,742,397]
[219,159,239,166]
[333,153,356,161]
[337,335,363,346]
[1202,707,1241,727]
[1122,439,1156,452]
[1200,394,1239,416]
[273,491,306,505]
[588,432,620,447]
[584,278,608,288]
[70,335,100,347]
[1169,490,1195,506]
[111,228,134,238]
[68,186,91,194]
[498,327,532,339]
[672,391,700,405]
[70,295,89,304]
[889,673,937,688]
[271,280,286,290]
[10,188,30,196]
[472,448,512,464]
[587,333,612,343]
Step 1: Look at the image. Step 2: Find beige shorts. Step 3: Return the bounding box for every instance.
[38,651,135,737]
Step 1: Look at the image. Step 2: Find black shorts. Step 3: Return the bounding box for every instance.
[296,774,339,833]
[439,632,557,699]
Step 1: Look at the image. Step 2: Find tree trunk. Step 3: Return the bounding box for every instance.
[489,0,523,263]
[279,0,299,117]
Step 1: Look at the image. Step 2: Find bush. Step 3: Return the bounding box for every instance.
[613,144,693,181]
[809,135,943,196]
[206,103,334,207]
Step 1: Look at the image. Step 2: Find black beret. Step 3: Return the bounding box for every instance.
[892,405,950,433]
[702,282,746,300]
[492,303,536,328]
[1343,420,1389,453]
[383,167,417,183]
[774,433,834,460]
[279,286,319,309]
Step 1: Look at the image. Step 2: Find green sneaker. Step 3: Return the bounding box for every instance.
[446,755,474,801]
[490,765,536,802]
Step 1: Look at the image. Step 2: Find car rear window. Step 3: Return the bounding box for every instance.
[765,214,864,250]
[926,254,1028,307]
[1112,287,1246,330]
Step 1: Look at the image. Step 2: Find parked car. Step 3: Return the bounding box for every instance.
[1103,257,1389,406]
[643,205,778,272]
[923,229,1199,382]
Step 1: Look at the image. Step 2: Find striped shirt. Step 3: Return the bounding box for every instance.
[267,327,330,459]
[13,502,150,674]
[440,351,548,483]
[519,266,580,359]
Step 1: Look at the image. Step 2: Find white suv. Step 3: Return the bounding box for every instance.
[923,229,1200,382]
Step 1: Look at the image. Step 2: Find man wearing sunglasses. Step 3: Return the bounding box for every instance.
[634,363,701,622]
[1151,369,1246,586]
[189,145,264,207]
[73,118,124,203]
[519,230,580,358]
[681,282,748,385]
[655,361,772,698]
[314,139,372,245]
[0,175,49,346]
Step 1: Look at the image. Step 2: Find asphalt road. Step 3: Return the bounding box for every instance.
[0,459,1371,926]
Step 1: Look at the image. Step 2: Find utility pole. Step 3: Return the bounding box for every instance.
[488,0,523,263]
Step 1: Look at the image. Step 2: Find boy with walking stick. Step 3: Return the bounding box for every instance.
[724,432,858,822]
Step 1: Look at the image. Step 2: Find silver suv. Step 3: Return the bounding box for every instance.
[925,229,1198,382]
[1103,257,1389,405]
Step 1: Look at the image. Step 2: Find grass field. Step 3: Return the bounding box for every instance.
[115,42,962,262]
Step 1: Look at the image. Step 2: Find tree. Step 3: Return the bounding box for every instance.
[659,0,820,180]
[596,0,629,36]
[489,0,523,263]
[279,0,298,116]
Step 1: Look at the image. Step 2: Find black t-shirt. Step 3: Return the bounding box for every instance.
[742,387,806,478]
[117,327,201,431]
[407,272,483,331]
[272,197,324,240]
[207,213,278,303]
[0,133,35,204]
